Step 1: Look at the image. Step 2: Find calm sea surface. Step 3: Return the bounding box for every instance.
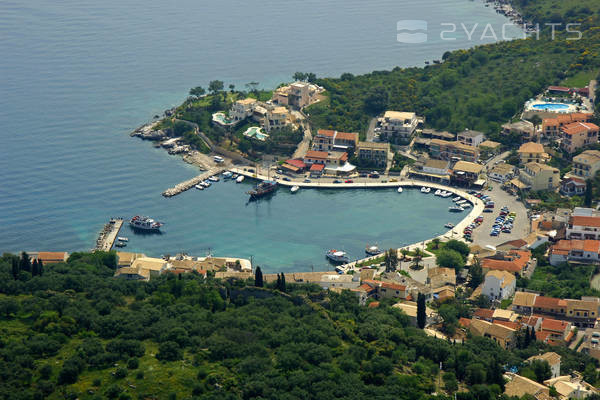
[0,0,520,272]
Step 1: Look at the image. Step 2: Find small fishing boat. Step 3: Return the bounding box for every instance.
[365,245,382,256]
[444,223,455,229]
[326,249,350,264]
[232,173,239,179]
[195,184,204,190]
[449,206,465,213]
[291,185,299,193]
[397,187,403,193]
[421,187,431,193]
[452,196,462,202]
[236,175,245,183]
[117,237,129,242]
[222,171,233,179]
[435,189,442,196]
[208,175,220,182]
[115,242,127,248]
[202,180,211,187]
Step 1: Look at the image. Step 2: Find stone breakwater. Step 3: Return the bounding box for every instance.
[162,167,225,197]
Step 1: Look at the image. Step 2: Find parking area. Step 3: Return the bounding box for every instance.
[470,185,529,247]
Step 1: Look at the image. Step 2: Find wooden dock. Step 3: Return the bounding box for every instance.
[94,218,124,252]
[162,167,225,197]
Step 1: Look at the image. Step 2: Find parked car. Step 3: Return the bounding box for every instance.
[483,208,493,213]
[333,180,342,183]
[283,177,291,181]
[303,179,311,183]
[345,179,353,183]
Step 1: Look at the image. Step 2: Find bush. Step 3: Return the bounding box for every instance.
[156,341,183,362]
[127,358,139,370]
[114,367,127,379]
[104,384,123,399]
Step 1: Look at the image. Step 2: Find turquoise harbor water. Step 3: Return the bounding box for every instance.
[0,0,520,272]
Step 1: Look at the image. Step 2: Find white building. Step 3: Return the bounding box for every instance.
[378,111,419,143]
[457,129,486,147]
[488,163,515,183]
[482,270,516,301]
[527,352,561,379]
[566,215,600,240]
[230,98,257,122]
[319,274,360,290]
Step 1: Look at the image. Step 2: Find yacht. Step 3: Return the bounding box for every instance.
[248,180,278,199]
[236,175,245,183]
[397,187,403,193]
[326,249,349,264]
[130,216,163,231]
[291,185,299,193]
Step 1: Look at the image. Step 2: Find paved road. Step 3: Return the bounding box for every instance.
[470,185,529,247]
[366,117,378,142]
[292,112,312,159]
[590,80,597,104]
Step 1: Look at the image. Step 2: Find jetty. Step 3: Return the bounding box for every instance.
[162,167,225,197]
[94,218,124,252]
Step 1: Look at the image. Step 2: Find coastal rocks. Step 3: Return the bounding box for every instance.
[130,122,167,140]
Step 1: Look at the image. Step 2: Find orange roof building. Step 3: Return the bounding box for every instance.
[560,122,599,153]
[549,239,600,266]
[481,250,535,277]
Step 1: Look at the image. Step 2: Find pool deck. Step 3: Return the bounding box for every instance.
[230,167,485,272]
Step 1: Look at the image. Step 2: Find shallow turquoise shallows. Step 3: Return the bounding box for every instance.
[0,0,520,272]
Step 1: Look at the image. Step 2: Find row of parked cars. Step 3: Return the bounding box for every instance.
[463,215,485,241]
[469,191,496,213]
[490,207,516,236]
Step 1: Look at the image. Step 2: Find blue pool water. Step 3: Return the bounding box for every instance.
[532,103,570,111]
[0,0,521,272]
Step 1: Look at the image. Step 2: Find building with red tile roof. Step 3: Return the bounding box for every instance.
[567,215,600,241]
[362,279,408,300]
[473,308,495,321]
[534,296,567,317]
[542,113,593,138]
[561,122,599,153]
[540,318,572,345]
[30,251,69,264]
[481,250,536,278]
[549,239,600,266]
[313,129,359,152]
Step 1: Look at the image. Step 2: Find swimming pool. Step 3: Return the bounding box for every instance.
[531,103,570,111]
[212,112,235,126]
[243,126,269,141]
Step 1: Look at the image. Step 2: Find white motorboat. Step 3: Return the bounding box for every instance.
[397,187,403,193]
[291,185,299,193]
[208,175,220,182]
[117,237,128,242]
[449,206,465,213]
[326,249,350,263]
[434,189,442,196]
[421,187,431,193]
[365,245,382,256]
[202,180,211,187]
[452,196,462,202]
[236,175,245,183]
[195,184,204,190]
[130,216,163,231]
[444,223,455,229]
[222,171,233,179]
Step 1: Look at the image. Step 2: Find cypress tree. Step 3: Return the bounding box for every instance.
[38,259,44,276]
[276,274,281,291]
[417,293,426,329]
[254,266,264,287]
[11,258,19,280]
[530,326,537,342]
[19,252,31,273]
[280,273,286,292]
[31,259,39,277]
[524,326,531,347]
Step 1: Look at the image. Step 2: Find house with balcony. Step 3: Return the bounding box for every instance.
[457,129,486,147]
[512,291,538,315]
[542,112,593,139]
[571,150,600,179]
[312,129,359,152]
[230,98,257,122]
[264,106,292,133]
[356,141,390,168]
[517,142,549,164]
[451,160,484,187]
[549,239,600,265]
[566,215,600,240]
[489,163,516,183]
[560,122,599,154]
[560,177,586,197]
[377,111,419,143]
[481,250,536,278]
[408,158,451,184]
[272,81,323,109]
[429,139,479,162]
[516,162,560,191]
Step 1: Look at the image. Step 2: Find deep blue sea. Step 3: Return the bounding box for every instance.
[0,0,521,272]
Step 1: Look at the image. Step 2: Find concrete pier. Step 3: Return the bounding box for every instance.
[94,218,124,252]
[162,167,225,197]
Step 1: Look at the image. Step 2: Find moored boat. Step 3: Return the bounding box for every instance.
[248,180,278,199]
[365,245,382,256]
[434,189,442,196]
[222,171,233,179]
[397,187,403,193]
[444,223,455,229]
[208,175,220,182]
[421,187,431,193]
[130,215,163,231]
[202,180,211,187]
[115,242,127,248]
[291,185,299,193]
[236,175,245,183]
[449,206,465,213]
[326,249,349,263]
[195,184,204,190]
[117,236,128,242]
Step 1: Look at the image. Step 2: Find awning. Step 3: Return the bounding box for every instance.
[509,177,529,189]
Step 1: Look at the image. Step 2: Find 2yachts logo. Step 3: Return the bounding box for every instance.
[396,20,428,43]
